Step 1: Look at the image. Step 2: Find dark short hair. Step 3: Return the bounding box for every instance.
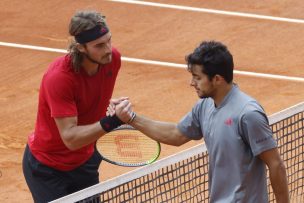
[186,41,234,83]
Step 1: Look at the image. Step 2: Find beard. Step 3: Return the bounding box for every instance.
[199,93,211,99]
[197,89,214,99]
[84,52,112,65]
[199,95,209,99]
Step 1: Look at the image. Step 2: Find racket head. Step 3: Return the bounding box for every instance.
[97,124,161,167]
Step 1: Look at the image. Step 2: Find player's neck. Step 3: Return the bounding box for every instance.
[213,83,233,107]
[82,59,100,76]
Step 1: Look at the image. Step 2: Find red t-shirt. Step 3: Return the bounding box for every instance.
[28,48,121,171]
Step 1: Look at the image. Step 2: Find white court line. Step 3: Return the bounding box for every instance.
[1,41,304,82]
[108,0,304,24]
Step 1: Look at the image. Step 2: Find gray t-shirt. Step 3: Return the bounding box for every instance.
[177,84,277,203]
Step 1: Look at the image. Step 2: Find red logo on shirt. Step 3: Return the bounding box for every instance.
[224,118,233,126]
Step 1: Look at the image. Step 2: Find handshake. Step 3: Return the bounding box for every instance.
[100,97,136,132]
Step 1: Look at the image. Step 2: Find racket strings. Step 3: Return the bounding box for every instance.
[98,130,160,164]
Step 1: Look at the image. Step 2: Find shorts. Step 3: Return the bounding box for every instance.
[22,144,102,203]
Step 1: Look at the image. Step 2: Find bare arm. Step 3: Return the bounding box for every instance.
[258,148,290,203]
[55,117,106,151]
[55,97,129,151]
[131,114,191,146]
[112,100,191,146]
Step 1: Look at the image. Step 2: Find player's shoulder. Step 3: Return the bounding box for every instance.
[47,54,72,73]
[240,110,270,130]
[109,47,121,71]
[111,47,121,59]
[240,101,268,123]
[192,98,214,114]
[43,55,74,82]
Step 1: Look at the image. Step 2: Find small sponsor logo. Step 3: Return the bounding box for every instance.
[104,123,110,129]
[256,135,272,144]
[224,118,233,126]
[106,70,113,77]
[101,27,108,34]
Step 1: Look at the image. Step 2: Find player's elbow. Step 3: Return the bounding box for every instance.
[268,158,286,172]
[63,140,78,151]
[276,161,287,175]
[174,138,190,146]
[168,129,190,146]
[173,141,185,147]
[64,142,79,151]
[60,133,79,151]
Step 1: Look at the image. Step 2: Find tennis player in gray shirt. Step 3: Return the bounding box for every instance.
[109,40,290,203]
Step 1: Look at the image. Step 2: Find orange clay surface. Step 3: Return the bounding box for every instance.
[0,0,303,202]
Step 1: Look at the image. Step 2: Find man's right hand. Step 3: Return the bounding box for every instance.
[106,97,134,123]
[107,97,129,116]
[115,99,133,123]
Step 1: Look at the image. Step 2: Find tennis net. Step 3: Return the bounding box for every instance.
[51,102,304,203]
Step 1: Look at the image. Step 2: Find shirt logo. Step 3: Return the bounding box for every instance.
[106,70,113,77]
[256,135,272,144]
[224,118,233,126]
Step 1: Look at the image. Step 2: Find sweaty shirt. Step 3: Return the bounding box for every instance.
[28,48,121,171]
[177,84,277,203]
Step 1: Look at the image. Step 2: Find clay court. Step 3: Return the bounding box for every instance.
[0,0,304,202]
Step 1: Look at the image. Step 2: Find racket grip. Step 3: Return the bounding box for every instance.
[100,115,124,132]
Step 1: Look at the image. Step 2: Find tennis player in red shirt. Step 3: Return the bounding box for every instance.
[22,10,126,202]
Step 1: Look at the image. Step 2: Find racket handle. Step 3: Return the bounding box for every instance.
[100,115,124,132]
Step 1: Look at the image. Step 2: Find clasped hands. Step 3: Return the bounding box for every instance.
[106,97,135,124]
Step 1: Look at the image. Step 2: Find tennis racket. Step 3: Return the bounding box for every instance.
[96,124,161,167]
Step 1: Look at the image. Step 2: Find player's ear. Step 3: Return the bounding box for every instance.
[76,43,86,53]
[213,74,224,84]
